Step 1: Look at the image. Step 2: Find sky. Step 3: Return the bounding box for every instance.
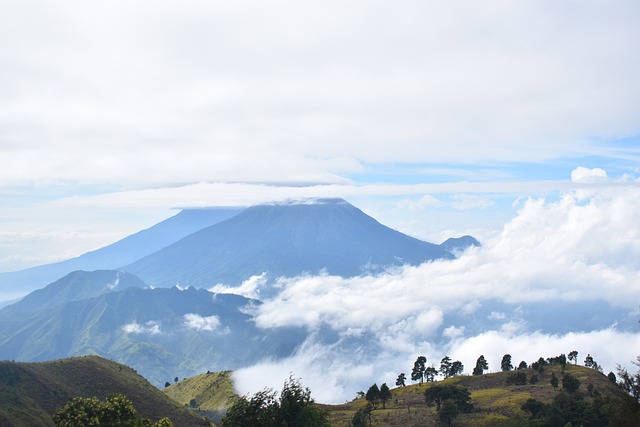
[1,0,640,403]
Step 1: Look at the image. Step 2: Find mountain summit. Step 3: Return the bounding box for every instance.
[122,198,454,288]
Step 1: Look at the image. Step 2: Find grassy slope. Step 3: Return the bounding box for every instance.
[163,371,236,425]
[0,355,209,427]
[323,364,627,427]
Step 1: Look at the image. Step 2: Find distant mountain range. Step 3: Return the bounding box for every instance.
[0,198,480,387]
[0,199,478,299]
[0,207,243,298]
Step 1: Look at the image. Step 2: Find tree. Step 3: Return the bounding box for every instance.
[220,377,329,427]
[365,384,380,409]
[52,393,169,427]
[608,371,617,384]
[438,399,459,427]
[521,398,547,419]
[617,356,640,402]
[424,384,473,413]
[351,403,372,427]
[473,355,488,375]
[584,354,595,368]
[506,372,527,386]
[379,383,392,409]
[411,356,427,384]
[501,354,513,372]
[550,372,559,389]
[395,373,406,387]
[440,356,452,378]
[449,360,464,377]
[174,377,179,384]
[568,350,579,365]
[164,381,171,388]
[562,373,580,393]
[517,360,528,370]
[425,366,438,383]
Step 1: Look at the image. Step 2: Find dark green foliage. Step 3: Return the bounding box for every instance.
[568,350,578,365]
[517,360,528,370]
[501,354,513,372]
[438,399,459,427]
[439,356,452,378]
[165,382,171,388]
[365,384,380,409]
[547,354,567,367]
[351,403,372,427]
[529,374,539,384]
[607,371,617,384]
[379,383,391,409]
[521,398,546,419]
[550,372,559,389]
[617,357,640,402]
[473,355,489,376]
[395,373,406,387]
[53,393,172,427]
[531,357,547,373]
[220,377,329,427]
[562,373,580,393]
[425,366,438,382]
[449,360,464,377]
[506,372,527,386]
[424,384,473,413]
[411,356,427,384]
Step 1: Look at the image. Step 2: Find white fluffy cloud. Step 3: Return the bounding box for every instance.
[234,187,640,402]
[183,313,222,332]
[122,321,161,335]
[571,167,609,183]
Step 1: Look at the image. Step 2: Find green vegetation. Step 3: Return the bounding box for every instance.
[219,376,329,427]
[53,393,173,427]
[0,356,208,427]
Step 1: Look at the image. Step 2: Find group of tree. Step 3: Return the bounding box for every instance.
[220,376,329,427]
[398,355,464,386]
[423,384,473,427]
[53,393,173,427]
[364,383,392,409]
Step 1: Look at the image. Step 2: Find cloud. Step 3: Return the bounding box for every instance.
[122,321,161,335]
[183,313,222,332]
[233,186,640,402]
[1,2,639,190]
[571,167,608,183]
[209,274,268,300]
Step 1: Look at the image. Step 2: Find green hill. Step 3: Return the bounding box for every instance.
[0,355,209,427]
[163,371,236,424]
[323,364,634,426]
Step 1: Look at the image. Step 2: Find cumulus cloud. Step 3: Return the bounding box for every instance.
[122,321,161,335]
[571,167,608,183]
[233,187,640,402]
[183,313,222,332]
[209,274,268,299]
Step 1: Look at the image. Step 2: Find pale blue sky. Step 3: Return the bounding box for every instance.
[1,1,639,272]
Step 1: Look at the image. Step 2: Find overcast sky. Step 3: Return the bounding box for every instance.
[1,0,639,272]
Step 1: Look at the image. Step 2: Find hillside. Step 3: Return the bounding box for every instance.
[0,285,306,387]
[324,364,632,426]
[122,198,455,288]
[0,355,208,427]
[164,371,236,424]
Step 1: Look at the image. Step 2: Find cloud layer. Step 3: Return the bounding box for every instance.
[232,186,640,402]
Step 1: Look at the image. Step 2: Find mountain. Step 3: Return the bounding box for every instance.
[122,198,455,288]
[0,282,306,387]
[0,355,208,427]
[0,270,146,317]
[440,235,480,253]
[0,207,244,299]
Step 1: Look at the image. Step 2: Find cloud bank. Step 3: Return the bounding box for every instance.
[232,186,640,403]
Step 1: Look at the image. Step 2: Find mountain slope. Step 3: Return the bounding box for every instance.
[0,355,208,427]
[324,364,632,426]
[123,198,454,288]
[0,284,306,387]
[0,207,243,299]
[0,270,146,317]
